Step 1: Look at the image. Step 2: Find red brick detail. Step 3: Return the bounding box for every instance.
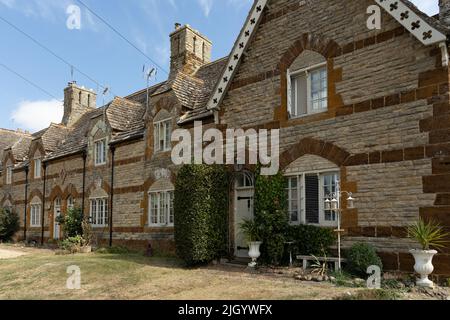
[279,138,350,170]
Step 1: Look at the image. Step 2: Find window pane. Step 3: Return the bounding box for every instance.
[310,67,328,112]
[323,173,338,222]
[169,192,174,224]
[165,122,171,150]
[291,74,307,117]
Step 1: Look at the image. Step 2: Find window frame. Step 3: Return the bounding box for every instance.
[30,203,42,227]
[148,189,174,227]
[288,62,328,119]
[89,197,108,227]
[285,169,339,227]
[94,138,107,166]
[153,119,172,153]
[34,158,42,179]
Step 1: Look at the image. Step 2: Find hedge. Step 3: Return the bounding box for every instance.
[286,224,336,256]
[0,208,20,242]
[174,165,229,266]
[254,168,289,265]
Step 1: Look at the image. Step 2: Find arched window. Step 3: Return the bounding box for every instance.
[89,187,108,227]
[153,109,172,153]
[287,50,328,119]
[148,179,174,227]
[30,196,42,228]
[67,196,74,210]
[284,155,339,226]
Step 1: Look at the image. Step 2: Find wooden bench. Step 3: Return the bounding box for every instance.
[296,255,347,272]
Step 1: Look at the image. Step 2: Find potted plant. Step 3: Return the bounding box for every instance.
[407,219,449,288]
[240,219,262,267]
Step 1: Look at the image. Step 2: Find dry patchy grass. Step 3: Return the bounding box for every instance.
[0,245,362,300]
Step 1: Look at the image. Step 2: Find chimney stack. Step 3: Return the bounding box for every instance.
[62,82,97,127]
[440,0,450,25]
[169,24,212,78]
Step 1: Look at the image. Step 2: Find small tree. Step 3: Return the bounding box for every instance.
[0,208,20,242]
[58,207,84,238]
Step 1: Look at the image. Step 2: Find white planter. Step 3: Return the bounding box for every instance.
[410,249,437,288]
[248,241,262,268]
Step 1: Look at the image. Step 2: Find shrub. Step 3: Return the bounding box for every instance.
[254,168,289,265]
[346,242,383,278]
[0,208,20,242]
[59,207,84,238]
[59,235,85,253]
[174,164,229,266]
[286,225,336,256]
[407,218,449,251]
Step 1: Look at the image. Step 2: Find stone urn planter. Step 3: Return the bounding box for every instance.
[410,249,437,288]
[407,219,449,288]
[248,241,262,268]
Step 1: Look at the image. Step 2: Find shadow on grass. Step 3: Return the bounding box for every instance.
[92,251,185,270]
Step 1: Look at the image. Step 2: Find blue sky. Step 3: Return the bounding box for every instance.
[0,0,439,132]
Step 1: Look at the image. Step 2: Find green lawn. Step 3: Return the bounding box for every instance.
[0,245,361,300]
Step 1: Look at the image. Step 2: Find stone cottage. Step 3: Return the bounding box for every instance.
[1,0,450,276]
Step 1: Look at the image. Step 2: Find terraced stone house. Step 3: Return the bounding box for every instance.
[1,0,450,276]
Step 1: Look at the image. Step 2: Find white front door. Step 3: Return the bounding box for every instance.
[54,204,61,240]
[234,188,255,258]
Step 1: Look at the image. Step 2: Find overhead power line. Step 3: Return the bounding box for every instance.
[76,0,169,75]
[0,15,114,96]
[0,62,61,101]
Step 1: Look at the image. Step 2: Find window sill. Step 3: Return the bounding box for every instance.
[94,163,107,167]
[289,109,328,120]
[91,225,108,229]
[148,224,174,228]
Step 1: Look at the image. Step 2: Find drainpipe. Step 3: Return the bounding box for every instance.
[81,151,87,217]
[23,166,29,241]
[109,145,116,247]
[41,163,47,246]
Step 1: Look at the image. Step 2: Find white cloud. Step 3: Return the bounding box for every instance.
[0,0,16,8]
[411,0,439,16]
[10,99,63,132]
[197,0,214,17]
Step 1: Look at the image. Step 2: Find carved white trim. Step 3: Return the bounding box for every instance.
[206,0,268,111]
[375,0,446,46]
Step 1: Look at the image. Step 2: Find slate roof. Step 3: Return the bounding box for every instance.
[45,96,147,161]
[36,123,71,153]
[0,129,33,170]
[177,57,228,124]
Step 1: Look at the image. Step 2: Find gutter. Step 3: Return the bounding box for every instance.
[41,163,47,245]
[23,166,28,241]
[81,151,87,217]
[109,146,116,247]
